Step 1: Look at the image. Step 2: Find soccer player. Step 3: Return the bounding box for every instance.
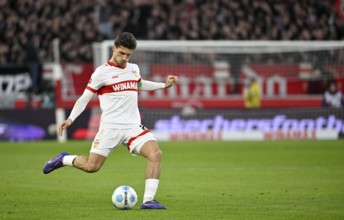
[322,81,343,108]
[43,32,178,209]
[243,77,261,108]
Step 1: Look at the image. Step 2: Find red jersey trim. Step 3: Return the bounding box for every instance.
[107,60,126,69]
[127,130,150,150]
[86,86,97,93]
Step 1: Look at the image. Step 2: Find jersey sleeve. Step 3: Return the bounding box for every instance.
[86,69,104,93]
[68,89,94,122]
[69,69,102,122]
[135,64,165,90]
[139,80,165,91]
[134,64,141,81]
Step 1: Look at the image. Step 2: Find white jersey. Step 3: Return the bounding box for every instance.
[86,61,142,128]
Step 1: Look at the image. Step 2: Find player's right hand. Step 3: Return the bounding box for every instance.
[57,118,73,136]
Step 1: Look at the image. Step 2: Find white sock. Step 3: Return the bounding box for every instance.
[143,179,160,203]
[62,155,77,166]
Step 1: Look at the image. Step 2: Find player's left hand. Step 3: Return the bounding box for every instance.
[165,75,178,88]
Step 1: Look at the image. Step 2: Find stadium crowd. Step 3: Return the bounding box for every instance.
[0,0,343,64]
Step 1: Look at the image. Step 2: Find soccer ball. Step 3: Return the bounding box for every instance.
[112,185,138,209]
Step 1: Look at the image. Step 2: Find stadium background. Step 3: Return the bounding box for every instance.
[1,0,343,141]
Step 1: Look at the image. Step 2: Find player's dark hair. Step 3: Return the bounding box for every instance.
[114,32,137,50]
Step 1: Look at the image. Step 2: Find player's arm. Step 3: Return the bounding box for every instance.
[138,75,178,91]
[57,89,94,136]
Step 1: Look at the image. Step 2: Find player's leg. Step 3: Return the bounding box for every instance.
[68,153,107,173]
[139,140,166,209]
[69,127,119,172]
[43,128,118,174]
[43,152,107,174]
[124,126,166,209]
[140,140,162,180]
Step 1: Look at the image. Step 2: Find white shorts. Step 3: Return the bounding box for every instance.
[90,125,156,157]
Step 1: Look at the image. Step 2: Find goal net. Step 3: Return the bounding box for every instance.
[93,40,344,98]
[81,41,344,141]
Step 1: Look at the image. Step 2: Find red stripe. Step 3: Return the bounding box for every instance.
[97,80,139,95]
[86,86,97,93]
[127,130,150,150]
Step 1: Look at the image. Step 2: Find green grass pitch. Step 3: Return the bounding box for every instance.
[1,140,344,220]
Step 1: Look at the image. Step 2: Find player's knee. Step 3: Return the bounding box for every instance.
[150,148,162,162]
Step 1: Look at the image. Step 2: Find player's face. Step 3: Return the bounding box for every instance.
[112,46,133,67]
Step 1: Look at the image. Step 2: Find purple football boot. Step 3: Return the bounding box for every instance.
[140,200,166,209]
[43,152,69,174]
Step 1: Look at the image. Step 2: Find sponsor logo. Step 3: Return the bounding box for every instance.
[112,81,137,92]
[170,132,222,141]
[124,191,128,206]
[155,115,344,134]
[0,73,31,96]
[264,130,317,140]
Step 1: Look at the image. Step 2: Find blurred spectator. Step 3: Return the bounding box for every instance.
[322,81,344,108]
[24,33,42,108]
[95,0,113,39]
[243,77,261,108]
[25,34,42,93]
[0,0,343,64]
[0,0,105,64]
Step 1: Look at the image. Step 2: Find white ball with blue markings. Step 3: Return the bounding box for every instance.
[112,185,138,209]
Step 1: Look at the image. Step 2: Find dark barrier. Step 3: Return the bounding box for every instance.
[0,109,91,141]
[0,109,56,141]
